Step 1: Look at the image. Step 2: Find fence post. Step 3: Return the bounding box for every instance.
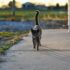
[12,0,15,16]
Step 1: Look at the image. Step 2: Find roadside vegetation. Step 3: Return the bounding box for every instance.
[0,10,68,21]
[0,31,29,54]
[0,1,68,21]
[0,2,68,54]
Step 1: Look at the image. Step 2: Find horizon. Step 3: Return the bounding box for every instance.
[0,0,68,8]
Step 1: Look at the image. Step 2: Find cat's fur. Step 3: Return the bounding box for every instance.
[31,11,42,51]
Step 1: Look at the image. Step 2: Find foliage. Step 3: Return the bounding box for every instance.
[0,10,68,21]
[0,31,29,54]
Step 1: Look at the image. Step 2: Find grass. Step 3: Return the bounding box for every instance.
[0,31,29,54]
[0,10,68,53]
[0,10,68,21]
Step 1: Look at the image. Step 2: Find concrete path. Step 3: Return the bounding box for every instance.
[0,30,70,70]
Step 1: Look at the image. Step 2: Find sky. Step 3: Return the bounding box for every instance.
[0,0,68,8]
[29,0,68,6]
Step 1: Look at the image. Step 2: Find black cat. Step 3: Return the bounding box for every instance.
[31,10,42,51]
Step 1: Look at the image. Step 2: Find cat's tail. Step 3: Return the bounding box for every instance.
[35,10,40,25]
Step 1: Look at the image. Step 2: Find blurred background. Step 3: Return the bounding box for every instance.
[0,0,68,53]
[0,0,68,29]
[0,0,68,21]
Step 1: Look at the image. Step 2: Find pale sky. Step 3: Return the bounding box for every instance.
[0,0,68,8]
[29,0,68,6]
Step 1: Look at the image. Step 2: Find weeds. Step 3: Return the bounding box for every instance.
[0,31,29,54]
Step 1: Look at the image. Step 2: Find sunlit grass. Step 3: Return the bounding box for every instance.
[0,31,29,54]
[0,10,68,21]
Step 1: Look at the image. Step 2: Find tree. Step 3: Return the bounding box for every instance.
[55,3,60,10]
[65,3,68,10]
[8,1,13,8]
[56,3,60,8]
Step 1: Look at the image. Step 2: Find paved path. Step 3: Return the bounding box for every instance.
[0,30,70,70]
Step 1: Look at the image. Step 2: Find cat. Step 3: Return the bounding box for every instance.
[31,10,42,51]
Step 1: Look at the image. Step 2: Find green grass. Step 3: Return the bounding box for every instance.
[0,10,68,21]
[0,31,29,54]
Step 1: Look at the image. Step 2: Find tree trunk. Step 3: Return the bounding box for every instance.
[12,0,15,16]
